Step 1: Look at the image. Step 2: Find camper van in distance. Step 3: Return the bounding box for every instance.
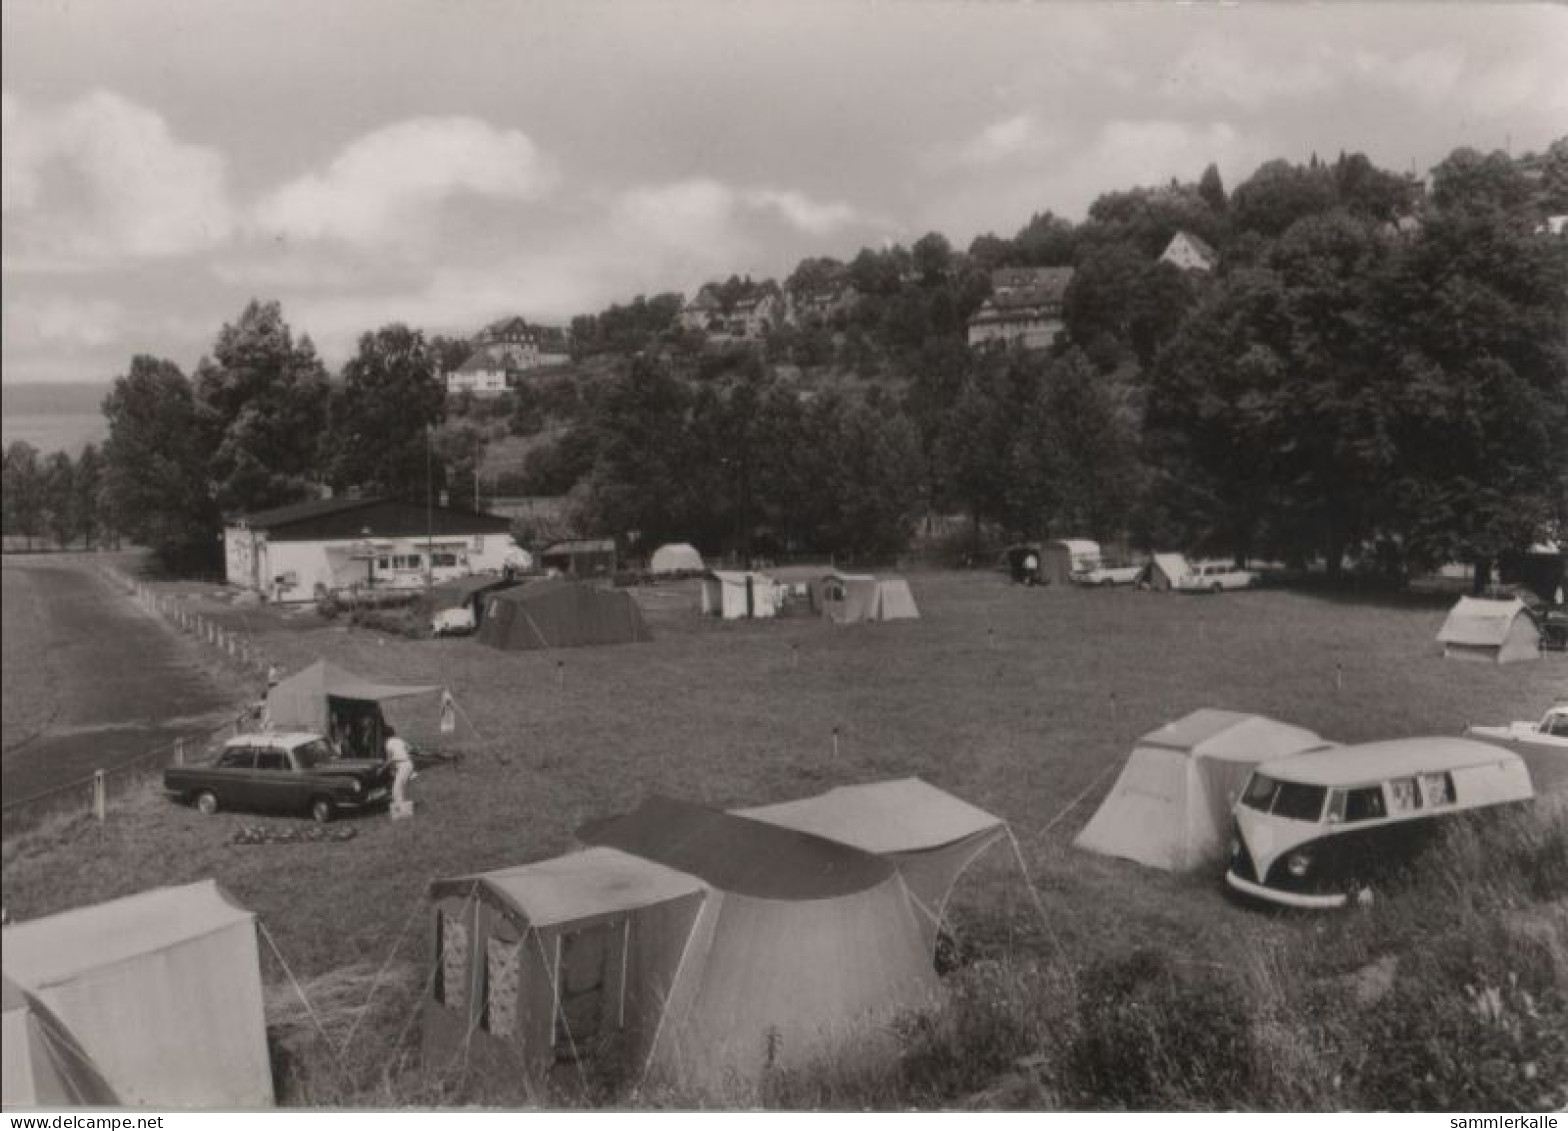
[1225,738,1535,910]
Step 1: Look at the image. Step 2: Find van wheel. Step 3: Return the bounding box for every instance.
[194,791,218,815]
[310,797,335,824]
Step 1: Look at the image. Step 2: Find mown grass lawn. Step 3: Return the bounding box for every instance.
[3,569,1562,1102]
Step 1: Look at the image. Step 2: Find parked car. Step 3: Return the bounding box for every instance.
[430,606,477,636]
[164,732,393,823]
[1467,702,1568,792]
[1176,560,1261,593]
[1224,737,1535,910]
[1070,562,1143,587]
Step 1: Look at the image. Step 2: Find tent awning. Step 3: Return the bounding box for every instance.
[430,847,707,929]
[273,659,439,705]
[736,778,1002,855]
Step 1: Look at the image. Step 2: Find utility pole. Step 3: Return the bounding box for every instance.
[425,425,434,592]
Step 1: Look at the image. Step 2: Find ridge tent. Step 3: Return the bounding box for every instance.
[1437,597,1541,664]
[423,790,999,1090]
[700,571,782,619]
[1,881,273,1108]
[1040,540,1100,585]
[421,575,521,623]
[650,543,705,576]
[809,573,921,625]
[737,778,1002,950]
[265,658,440,758]
[2,976,118,1109]
[478,579,651,650]
[1139,553,1191,591]
[1074,710,1333,872]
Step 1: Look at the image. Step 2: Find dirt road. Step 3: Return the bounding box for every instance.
[2,556,238,806]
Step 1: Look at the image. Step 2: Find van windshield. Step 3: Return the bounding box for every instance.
[1241,774,1327,822]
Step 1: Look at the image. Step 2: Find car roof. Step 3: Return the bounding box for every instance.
[1263,737,1522,786]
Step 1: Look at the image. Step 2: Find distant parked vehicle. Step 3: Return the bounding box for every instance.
[1176,561,1261,594]
[1225,738,1535,910]
[1467,702,1568,792]
[1070,562,1143,587]
[164,732,392,823]
[430,606,477,636]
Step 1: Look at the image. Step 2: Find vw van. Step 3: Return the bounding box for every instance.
[1225,738,1535,909]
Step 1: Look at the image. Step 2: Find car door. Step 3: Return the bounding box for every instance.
[252,748,299,813]
[214,745,260,811]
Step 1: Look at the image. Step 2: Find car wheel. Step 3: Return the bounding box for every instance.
[195,791,218,816]
[310,797,335,824]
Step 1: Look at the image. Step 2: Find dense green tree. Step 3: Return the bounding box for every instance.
[102,356,223,571]
[41,451,77,547]
[2,442,45,548]
[329,324,447,499]
[194,300,330,516]
[73,443,103,549]
[1065,245,1195,368]
[1198,163,1227,215]
[1230,159,1339,237]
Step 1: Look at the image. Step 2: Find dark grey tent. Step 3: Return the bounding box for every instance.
[477,580,651,651]
[420,575,521,626]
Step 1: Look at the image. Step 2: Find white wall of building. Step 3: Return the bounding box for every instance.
[224,529,525,603]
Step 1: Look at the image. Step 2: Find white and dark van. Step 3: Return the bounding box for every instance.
[1225,738,1535,909]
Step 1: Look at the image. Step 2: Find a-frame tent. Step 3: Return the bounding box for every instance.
[2,976,119,1108]
[264,658,439,757]
[1437,597,1541,664]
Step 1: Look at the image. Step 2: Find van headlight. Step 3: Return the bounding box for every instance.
[351,779,363,794]
[1286,851,1312,877]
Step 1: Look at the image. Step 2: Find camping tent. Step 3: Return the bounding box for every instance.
[1437,597,1541,664]
[809,573,920,625]
[1039,540,1100,585]
[422,575,520,623]
[2,976,118,1108]
[650,543,705,576]
[478,579,651,650]
[1074,710,1333,872]
[423,785,1004,1091]
[737,778,1002,950]
[1,881,274,1108]
[1140,553,1191,592]
[700,571,782,619]
[265,658,439,758]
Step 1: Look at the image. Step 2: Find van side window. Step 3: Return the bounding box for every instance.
[1342,786,1386,822]
[1545,713,1568,738]
[1418,772,1455,808]
[1387,776,1421,813]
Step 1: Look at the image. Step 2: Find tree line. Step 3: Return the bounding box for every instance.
[3,141,1563,579]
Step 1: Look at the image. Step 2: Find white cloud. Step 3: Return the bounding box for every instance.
[743,188,864,235]
[3,296,126,349]
[2,89,233,266]
[252,117,556,248]
[964,114,1057,165]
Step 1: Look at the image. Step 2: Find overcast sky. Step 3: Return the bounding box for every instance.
[3,0,1565,385]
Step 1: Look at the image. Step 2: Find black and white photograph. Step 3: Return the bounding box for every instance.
[2,0,1565,1116]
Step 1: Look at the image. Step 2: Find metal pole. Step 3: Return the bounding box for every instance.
[426,425,435,592]
[92,771,106,822]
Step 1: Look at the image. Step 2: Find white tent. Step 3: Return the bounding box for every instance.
[699,570,781,619]
[1,881,274,1108]
[1040,540,1100,585]
[1437,597,1541,664]
[811,573,921,624]
[2,976,118,1108]
[1074,710,1333,872]
[650,543,705,576]
[1141,553,1191,591]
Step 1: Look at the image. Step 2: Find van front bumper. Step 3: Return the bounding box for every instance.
[1225,870,1347,910]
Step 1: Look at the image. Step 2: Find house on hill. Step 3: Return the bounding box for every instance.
[786,277,859,326]
[445,317,571,396]
[678,281,783,342]
[223,495,519,603]
[967,266,1074,351]
[1159,230,1218,273]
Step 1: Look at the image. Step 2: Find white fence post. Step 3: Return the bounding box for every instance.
[174,738,185,766]
[92,771,106,822]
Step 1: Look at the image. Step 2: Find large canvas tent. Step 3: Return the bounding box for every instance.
[1074,710,1333,872]
[478,580,650,650]
[1437,597,1541,664]
[809,572,921,624]
[424,783,1003,1091]
[1,881,273,1108]
[1139,553,1191,591]
[2,976,118,1108]
[650,543,705,576]
[421,575,521,623]
[265,658,439,758]
[700,571,782,619]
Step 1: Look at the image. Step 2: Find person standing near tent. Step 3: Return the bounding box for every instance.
[385,727,414,807]
[1023,550,1040,587]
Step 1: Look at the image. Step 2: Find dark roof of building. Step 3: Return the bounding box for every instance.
[992,266,1074,293]
[576,796,895,899]
[233,496,513,541]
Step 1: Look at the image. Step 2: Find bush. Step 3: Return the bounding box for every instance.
[1064,948,1257,1110]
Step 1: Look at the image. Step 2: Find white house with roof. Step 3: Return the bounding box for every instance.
[967,266,1075,350]
[223,496,524,603]
[1159,231,1218,273]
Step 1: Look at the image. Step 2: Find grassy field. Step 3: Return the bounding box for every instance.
[3,567,1564,1107]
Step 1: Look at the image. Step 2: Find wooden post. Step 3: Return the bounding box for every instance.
[174,738,185,766]
[92,771,106,822]
[831,726,840,759]
[1335,662,1343,692]
[557,660,565,693]
[791,643,799,669]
